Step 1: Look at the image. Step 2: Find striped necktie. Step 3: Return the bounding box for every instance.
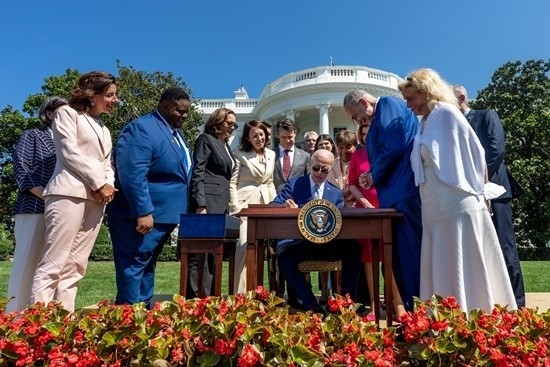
[283,149,291,179]
[312,184,321,199]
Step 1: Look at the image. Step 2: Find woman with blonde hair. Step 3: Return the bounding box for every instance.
[398,68,516,312]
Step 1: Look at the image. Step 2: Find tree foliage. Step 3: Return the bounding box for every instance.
[472,59,550,247]
[0,62,203,233]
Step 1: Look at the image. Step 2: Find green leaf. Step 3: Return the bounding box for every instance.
[43,322,64,336]
[197,351,221,367]
[101,331,122,346]
[288,345,324,366]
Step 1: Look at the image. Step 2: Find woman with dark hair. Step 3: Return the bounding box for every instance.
[31,71,118,311]
[6,97,67,312]
[187,107,237,297]
[229,119,276,292]
[314,134,338,157]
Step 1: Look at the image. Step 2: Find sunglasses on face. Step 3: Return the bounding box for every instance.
[225,121,239,130]
[312,165,330,174]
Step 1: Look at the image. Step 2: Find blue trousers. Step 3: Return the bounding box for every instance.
[391,195,423,311]
[109,215,175,307]
[278,239,361,311]
[491,198,525,307]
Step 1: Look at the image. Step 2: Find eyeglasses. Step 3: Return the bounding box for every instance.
[225,121,239,130]
[312,165,330,174]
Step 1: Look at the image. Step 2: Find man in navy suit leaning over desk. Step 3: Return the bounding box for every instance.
[270,149,361,314]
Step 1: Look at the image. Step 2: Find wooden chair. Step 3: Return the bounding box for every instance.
[297,260,342,295]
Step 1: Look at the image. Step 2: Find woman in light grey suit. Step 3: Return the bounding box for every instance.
[230,120,277,293]
[31,71,118,311]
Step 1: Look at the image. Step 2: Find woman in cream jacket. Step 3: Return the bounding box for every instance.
[229,120,276,293]
[31,71,118,311]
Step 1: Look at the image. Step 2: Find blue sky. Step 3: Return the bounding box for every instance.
[1,0,548,112]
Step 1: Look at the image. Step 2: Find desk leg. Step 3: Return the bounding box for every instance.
[384,240,393,326]
[228,244,235,295]
[256,241,265,288]
[372,239,381,329]
[246,242,256,291]
[179,251,188,297]
[198,255,205,298]
[213,242,223,297]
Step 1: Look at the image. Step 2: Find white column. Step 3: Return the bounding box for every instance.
[285,109,296,121]
[316,102,331,135]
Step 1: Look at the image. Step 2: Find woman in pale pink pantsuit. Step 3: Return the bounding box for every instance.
[31,71,118,311]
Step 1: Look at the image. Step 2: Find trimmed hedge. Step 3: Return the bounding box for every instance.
[89,224,178,261]
[1,220,549,262]
[518,247,550,261]
[0,223,178,262]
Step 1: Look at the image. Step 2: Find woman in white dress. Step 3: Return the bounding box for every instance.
[229,120,277,293]
[398,68,517,313]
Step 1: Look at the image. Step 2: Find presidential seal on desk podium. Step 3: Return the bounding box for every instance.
[297,199,342,244]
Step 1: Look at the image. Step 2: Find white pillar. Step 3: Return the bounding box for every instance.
[316,102,331,135]
[285,109,296,121]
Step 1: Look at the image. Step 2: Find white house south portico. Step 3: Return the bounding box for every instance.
[197,65,403,148]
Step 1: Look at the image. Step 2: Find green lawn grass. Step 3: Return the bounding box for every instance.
[1,261,549,310]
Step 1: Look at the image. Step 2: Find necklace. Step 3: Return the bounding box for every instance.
[420,116,427,135]
[339,158,350,186]
[83,113,105,143]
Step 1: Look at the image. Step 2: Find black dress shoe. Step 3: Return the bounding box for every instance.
[312,305,327,318]
[286,298,303,310]
[393,324,405,343]
[355,304,369,316]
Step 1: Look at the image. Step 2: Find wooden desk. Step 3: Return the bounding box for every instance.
[178,238,237,297]
[237,205,402,328]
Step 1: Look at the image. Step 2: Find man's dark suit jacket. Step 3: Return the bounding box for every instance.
[466,109,513,199]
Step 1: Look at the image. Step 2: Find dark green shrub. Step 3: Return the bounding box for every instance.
[0,223,14,261]
[89,224,113,261]
[89,223,178,261]
[518,247,550,261]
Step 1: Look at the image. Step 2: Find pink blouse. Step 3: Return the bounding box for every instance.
[348,147,379,208]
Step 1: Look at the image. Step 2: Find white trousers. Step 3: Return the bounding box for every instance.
[234,217,248,293]
[31,196,104,311]
[6,213,46,312]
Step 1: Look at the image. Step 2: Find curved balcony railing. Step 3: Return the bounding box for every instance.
[259,65,402,99]
[197,99,259,112]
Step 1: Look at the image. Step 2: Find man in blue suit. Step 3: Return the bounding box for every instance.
[271,149,361,314]
[107,87,192,307]
[344,90,422,311]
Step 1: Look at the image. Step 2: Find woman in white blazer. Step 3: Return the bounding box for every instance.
[31,71,118,311]
[229,120,277,293]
